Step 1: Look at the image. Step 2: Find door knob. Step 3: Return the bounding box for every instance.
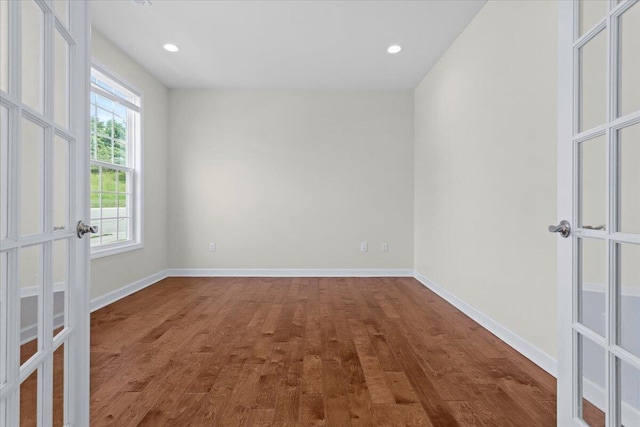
[77,221,98,238]
[548,220,571,238]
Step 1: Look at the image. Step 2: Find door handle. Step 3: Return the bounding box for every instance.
[583,224,606,231]
[548,220,571,238]
[77,221,98,238]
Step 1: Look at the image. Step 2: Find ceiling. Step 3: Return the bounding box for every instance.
[91,0,486,90]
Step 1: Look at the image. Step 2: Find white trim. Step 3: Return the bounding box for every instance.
[89,269,168,312]
[166,268,414,278]
[413,271,558,377]
[90,241,143,260]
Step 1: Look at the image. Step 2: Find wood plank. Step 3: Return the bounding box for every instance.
[19,277,558,426]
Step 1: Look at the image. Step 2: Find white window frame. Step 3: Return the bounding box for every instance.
[89,62,144,259]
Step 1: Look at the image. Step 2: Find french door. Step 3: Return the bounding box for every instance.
[557,0,640,425]
[0,0,91,426]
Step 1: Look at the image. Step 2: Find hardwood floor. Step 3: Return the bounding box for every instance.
[20,277,586,426]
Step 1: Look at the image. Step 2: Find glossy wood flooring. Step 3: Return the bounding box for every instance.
[22,277,579,426]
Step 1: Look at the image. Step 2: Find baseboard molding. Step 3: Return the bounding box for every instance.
[90,269,169,312]
[413,271,558,378]
[166,268,414,278]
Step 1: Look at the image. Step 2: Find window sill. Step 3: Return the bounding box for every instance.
[91,241,143,260]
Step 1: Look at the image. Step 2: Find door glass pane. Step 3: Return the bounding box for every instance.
[0,251,7,387]
[54,29,69,128]
[617,243,640,359]
[580,135,607,230]
[22,0,44,113]
[53,135,69,232]
[618,123,640,234]
[578,333,606,426]
[54,0,69,28]
[618,2,640,117]
[20,367,38,427]
[619,358,640,427]
[579,238,607,336]
[52,239,67,338]
[0,0,8,92]
[20,244,42,364]
[52,343,65,426]
[1,105,8,239]
[580,0,608,36]
[21,117,44,236]
[580,30,607,132]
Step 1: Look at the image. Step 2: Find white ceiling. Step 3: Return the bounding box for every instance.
[91,0,486,90]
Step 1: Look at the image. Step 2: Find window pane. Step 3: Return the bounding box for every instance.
[579,238,606,337]
[95,107,112,138]
[580,135,607,230]
[618,123,640,234]
[54,29,70,128]
[114,141,127,166]
[20,244,42,364]
[101,219,117,245]
[617,243,640,359]
[101,167,117,193]
[117,171,128,193]
[117,218,129,242]
[52,239,68,338]
[22,0,44,113]
[619,358,640,427]
[113,114,126,142]
[580,30,607,132]
[577,333,606,426]
[52,343,65,426]
[96,136,112,163]
[0,251,7,387]
[21,117,44,236]
[0,0,8,92]
[53,136,69,232]
[1,105,8,239]
[618,1,640,117]
[118,194,129,218]
[20,368,38,426]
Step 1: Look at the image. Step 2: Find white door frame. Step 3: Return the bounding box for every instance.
[0,0,91,425]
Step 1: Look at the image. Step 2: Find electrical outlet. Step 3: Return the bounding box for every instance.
[382,243,389,252]
[360,243,368,252]
[209,242,216,252]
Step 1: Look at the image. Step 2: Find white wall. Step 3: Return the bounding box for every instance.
[90,30,169,299]
[413,1,558,357]
[168,90,414,270]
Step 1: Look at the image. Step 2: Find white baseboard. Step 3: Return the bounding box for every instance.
[413,271,558,378]
[166,268,414,278]
[90,269,169,312]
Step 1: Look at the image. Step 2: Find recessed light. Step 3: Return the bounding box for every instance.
[387,45,402,54]
[163,43,179,53]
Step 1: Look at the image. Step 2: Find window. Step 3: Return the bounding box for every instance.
[90,66,142,258]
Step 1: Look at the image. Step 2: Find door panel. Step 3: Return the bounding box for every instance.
[0,0,90,426]
[558,0,640,425]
